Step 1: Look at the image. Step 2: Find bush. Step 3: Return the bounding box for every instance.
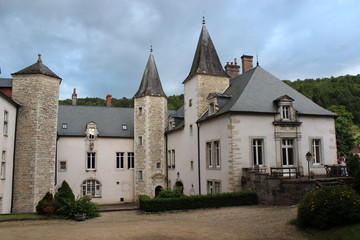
[347,154,360,193]
[54,181,75,217]
[36,192,54,215]
[68,196,99,219]
[157,187,184,198]
[139,191,258,212]
[297,185,360,229]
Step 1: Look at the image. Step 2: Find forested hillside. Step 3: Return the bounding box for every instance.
[59,94,184,111]
[283,74,360,124]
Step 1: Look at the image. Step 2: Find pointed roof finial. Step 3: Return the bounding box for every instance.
[256,54,259,67]
[150,45,153,53]
[38,54,42,63]
[202,16,206,25]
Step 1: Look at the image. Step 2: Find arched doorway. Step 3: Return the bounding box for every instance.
[155,185,163,197]
[175,181,184,193]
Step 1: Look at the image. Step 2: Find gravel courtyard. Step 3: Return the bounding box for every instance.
[0,205,308,240]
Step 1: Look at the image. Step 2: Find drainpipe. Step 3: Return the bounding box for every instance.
[55,135,59,186]
[197,123,201,195]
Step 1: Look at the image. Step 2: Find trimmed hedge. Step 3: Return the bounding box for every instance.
[139,191,258,212]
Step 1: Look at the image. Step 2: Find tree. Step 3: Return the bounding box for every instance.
[327,105,356,155]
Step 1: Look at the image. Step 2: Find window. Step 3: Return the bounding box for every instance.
[138,136,143,146]
[282,106,290,120]
[59,161,67,172]
[168,150,176,169]
[252,139,264,166]
[122,124,127,130]
[156,162,161,169]
[189,99,192,107]
[172,150,175,168]
[62,123,68,129]
[128,152,134,169]
[82,179,101,197]
[210,103,216,114]
[206,140,221,169]
[206,142,212,167]
[312,139,322,164]
[88,127,95,140]
[116,152,124,169]
[214,141,220,167]
[138,107,143,116]
[138,170,143,180]
[1,151,5,179]
[87,152,96,170]
[86,122,98,140]
[189,124,193,136]
[3,111,8,136]
[207,180,221,194]
[282,139,294,166]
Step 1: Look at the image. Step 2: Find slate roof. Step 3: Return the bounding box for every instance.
[134,52,166,98]
[12,54,62,80]
[0,89,20,108]
[198,66,336,122]
[57,105,134,138]
[183,25,229,83]
[0,78,13,87]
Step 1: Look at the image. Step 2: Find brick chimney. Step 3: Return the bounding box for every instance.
[106,94,112,107]
[224,58,240,79]
[72,88,77,105]
[241,55,253,73]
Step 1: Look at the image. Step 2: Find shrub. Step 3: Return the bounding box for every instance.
[54,181,75,217]
[36,192,54,215]
[157,187,184,198]
[68,196,99,219]
[139,191,258,212]
[297,185,360,229]
[347,154,360,193]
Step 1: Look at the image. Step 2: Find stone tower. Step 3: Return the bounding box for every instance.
[11,54,61,213]
[134,49,167,198]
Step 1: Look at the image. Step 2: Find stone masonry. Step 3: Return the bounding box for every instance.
[11,74,60,213]
[134,95,167,198]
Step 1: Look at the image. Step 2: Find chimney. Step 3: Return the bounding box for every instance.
[224,58,240,79]
[241,55,253,73]
[72,88,77,105]
[106,94,112,107]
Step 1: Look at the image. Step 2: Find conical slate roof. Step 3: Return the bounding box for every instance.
[134,51,166,98]
[12,54,61,80]
[183,24,229,83]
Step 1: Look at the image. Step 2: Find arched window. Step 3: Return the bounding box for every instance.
[82,179,101,197]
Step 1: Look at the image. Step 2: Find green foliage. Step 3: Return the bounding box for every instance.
[139,192,258,212]
[68,196,99,219]
[54,181,75,217]
[347,154,360,193]
[297,185,360,229]
[284,74,360,124]
[157,187,184,198]
[59,94,184,110]
[36,192,54,215]
[328,105,357,155]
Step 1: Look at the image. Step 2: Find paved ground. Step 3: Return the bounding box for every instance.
[0,205,308,240]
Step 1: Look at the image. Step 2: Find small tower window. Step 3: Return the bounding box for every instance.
[189,99,192,107]
[138,136,143,146]
[138,107,143,116]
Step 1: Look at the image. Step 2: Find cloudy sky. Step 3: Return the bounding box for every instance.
[1,0,359,100]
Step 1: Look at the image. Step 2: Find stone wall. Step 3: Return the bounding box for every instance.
[11,74,60,213]
[243,170,316,205]
[134,96,167,198]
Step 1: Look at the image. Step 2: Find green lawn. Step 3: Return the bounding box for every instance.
[0,213,44,221]
[302,223,360,240]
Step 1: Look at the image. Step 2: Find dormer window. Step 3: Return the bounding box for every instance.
[122,124,128,130]
[168,117,175,130]
[282,106,290,120]
[208,100,219,115]
[86,122,98,140]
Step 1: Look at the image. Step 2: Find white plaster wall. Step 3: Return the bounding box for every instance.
[57,137,134,204]
[198,115,232,193]
[298,115,337,175]
[0,97,17,213]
